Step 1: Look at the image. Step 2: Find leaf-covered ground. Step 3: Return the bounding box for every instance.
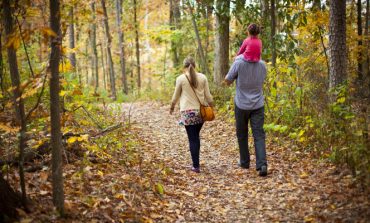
[16,102,369,222]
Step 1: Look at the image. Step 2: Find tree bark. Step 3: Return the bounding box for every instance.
[49,0,65,215]
[329,0,347,92]
[68,6,76,70]
[100,43,107,90]
[170,0,181,67]
[365,0,369,88]
[133,0,141,90]
[116,0,128,94]
[101,0,117,100]
[205,2,213,65]
[90,2,99,93]
[357,0,363,81]
[187,1,208,76]
[0,172,22,221]
[0,29,4,95]
[3,0,28,208]
[214,0,230,85]
[271,0,277,67]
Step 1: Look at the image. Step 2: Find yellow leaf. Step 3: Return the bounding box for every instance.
[41,27,57,37]
[300,172,309,178]
[59,90,67,97]
[67,137,77,144]
[97,170,104,177]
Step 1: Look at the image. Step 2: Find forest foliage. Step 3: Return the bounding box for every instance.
[0,0,369,221]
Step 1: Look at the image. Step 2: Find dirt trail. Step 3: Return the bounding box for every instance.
[122,102,369,222]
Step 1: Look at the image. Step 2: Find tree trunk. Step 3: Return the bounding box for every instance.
[187,1,208,76]
[214,0,230,85]
[205,2,213,65]
[271,0,277,67]
[329,0,347,92]
[116,0,128,94]
[3,0,28,208]
[133,0,141,90]
[312,0,321,10]
[85,39,89,85]
[90,2,99,93]
[49,0,65,215]
[68,6,76,70]
[101,0,117,100]
[0,29,4,95]
[357,0,363,81]
[100,43,107,90]
[0,172,22,221]
[170,0,181,67]
[365,0,369,88]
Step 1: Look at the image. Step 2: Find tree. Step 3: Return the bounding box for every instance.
[133,0,141,90]
[49,0,65,215]
[90,2,99,93]
[101,0,117,99]
[169,0,181,67]
[328,0,347,92]
[186,1,208,76]
[214,0,230,85]
[271,0,277,67]
[115,0,128,94]
[357,0,363,81]
[68,5,76,70]
[3,0,28,208]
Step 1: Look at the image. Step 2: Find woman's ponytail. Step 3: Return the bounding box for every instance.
[184,57,198,88]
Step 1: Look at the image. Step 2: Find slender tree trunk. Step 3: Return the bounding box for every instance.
[90,2,99,93]
[357,0,363,81]
[205,3,213,65]
[100,43,107,90]
[68,6,76,70]
[49,0,65,215]
[170,0,181,67]
[101,0,117,99]
[271,0,277,67]
[187,1,208,76]
[365,0,369,86]
[329,0,347,92]
[0,29,4,95]
[214,0,230,84]
[3,0,27,208]
[85,39,89,85]
[116,0,128,94]
[312,0,321,10]
[133,0,141,90]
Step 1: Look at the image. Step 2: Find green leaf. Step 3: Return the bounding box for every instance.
[156,183,164,195]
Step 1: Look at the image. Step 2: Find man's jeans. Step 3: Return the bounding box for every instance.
[185,123,203,168]
[234,105,267,170]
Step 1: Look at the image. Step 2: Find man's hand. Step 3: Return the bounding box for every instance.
[224,79,233,86]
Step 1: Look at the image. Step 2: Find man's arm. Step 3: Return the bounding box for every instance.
[224,60,239,87]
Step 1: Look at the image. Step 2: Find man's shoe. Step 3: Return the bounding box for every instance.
[259,165,267,176]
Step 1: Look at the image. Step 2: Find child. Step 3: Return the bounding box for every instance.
[236,23,262,62]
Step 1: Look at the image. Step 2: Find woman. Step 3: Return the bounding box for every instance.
[170,57,214,173]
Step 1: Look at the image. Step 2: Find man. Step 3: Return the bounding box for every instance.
[225,54,267,176]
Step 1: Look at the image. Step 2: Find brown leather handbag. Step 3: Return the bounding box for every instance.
[185,75,215,121]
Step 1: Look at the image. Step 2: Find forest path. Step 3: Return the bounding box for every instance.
[121,101,368,222]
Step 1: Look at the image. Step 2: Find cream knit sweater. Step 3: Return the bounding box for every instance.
[171,73,214,111]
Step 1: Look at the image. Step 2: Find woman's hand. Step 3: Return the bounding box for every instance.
[170,103,175,115]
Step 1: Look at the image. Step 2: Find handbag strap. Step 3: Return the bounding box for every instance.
[184,74,203,106]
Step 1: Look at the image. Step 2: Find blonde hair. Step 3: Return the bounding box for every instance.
[183,57,198,88]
